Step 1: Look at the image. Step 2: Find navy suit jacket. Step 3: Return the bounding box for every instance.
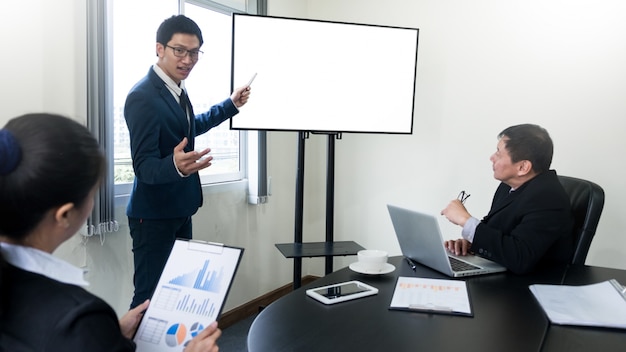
[471,170,574,274]
[124,68,239,219]
[0,263,134,351]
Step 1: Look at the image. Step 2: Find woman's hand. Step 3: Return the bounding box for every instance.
[119,299,150,339]
[184,321,221,352]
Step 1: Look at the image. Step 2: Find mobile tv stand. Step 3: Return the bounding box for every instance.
[275,131,364,290]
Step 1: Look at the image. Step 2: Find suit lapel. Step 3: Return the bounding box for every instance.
[148,69,193,151]
[157,86,192,151]
[483,183,519,221]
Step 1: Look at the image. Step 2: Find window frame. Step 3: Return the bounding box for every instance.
[88,0,267,213]
[124,1,245,192]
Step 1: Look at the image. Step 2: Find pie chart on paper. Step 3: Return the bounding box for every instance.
[165,323,187,347]
[190,322,204,338]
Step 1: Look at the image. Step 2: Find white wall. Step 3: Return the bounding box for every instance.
[1,0,86,121]
[2,0,625,319]
[299,0,626,272]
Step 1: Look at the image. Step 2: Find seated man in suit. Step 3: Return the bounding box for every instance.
[441,124,574,274]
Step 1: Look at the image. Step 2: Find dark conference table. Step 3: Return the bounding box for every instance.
[247,256,626,352]
[540,265,626,352]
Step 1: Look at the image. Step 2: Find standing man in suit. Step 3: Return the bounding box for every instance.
[124,14,251,308]
[441,124,574,274]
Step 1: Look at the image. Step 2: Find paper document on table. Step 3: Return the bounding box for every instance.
[529,279,626,329]
[389,276,472,316]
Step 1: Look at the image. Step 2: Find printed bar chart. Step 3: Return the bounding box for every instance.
[168,259,224,293]
[176,294,216,317]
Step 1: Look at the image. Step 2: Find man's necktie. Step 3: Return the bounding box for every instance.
[179,89,189,115]
[180,89,190,134]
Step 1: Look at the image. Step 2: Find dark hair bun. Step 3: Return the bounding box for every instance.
[0,129,22,175]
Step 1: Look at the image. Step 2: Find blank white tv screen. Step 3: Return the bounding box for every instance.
[230,14,419,134]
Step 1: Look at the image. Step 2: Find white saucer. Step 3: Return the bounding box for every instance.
[349,262,395,275]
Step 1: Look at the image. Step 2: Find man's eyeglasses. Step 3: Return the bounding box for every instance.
[458,190,471,204]
[166,45,203,61]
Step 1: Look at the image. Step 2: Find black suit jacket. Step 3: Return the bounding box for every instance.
[0,264,135,351]
[124,67,239,219]
[471,170,574,274]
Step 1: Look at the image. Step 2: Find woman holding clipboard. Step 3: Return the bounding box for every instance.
[0,113,220,351]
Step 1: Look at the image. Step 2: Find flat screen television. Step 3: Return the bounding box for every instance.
[230,14,419,134]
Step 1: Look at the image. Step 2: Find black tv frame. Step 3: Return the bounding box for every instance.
[230,14,419,134]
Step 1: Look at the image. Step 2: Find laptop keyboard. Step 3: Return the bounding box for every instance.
[449,256,481,272]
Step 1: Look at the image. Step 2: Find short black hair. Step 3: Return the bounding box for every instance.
[498,124,553,174]
[0,114,104,239]
[156,15,204,47]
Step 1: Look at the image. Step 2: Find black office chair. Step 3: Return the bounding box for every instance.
[558,175,605,265]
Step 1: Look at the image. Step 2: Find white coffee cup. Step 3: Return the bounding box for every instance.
[357,249,388,272]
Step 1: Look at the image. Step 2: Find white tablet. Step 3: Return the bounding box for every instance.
[306,280,378,305]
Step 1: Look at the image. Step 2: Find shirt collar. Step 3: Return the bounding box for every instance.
[153,64,183,96]
[0,242,89,286]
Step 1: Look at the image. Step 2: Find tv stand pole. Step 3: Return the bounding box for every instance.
[276,132,364,290]
[292,131,307,288]
[324,132,339,274]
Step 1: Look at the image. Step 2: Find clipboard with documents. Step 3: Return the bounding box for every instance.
[389,276,473,317]
[134,239,244,351]
[529,279,626,329]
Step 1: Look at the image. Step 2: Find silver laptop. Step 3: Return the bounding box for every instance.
[387,204,506,277]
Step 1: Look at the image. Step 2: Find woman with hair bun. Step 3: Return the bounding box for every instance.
[0,113,220,351]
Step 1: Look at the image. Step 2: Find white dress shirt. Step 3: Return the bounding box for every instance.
[0,242,88,286]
